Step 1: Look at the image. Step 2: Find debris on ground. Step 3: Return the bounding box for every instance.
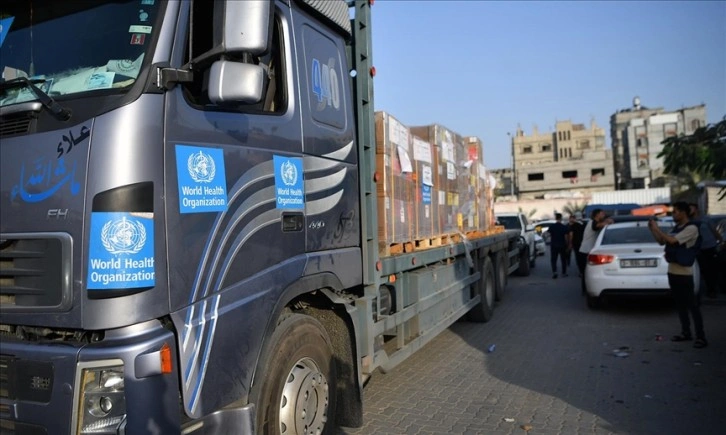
[612,346,631,357]
[503,417,515,423]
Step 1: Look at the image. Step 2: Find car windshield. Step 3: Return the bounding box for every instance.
[0,0,162,107]
[497,216,521,230]
[600,225,671,245]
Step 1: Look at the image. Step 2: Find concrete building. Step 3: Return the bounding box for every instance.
[512,119,615,200]
[610,97,707,189]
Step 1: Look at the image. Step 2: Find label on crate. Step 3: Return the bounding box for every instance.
[425,204,430,218]
[413,137,432,163]
[397,145,413,173]
[442,131,455,162]
[422,184,432,204]
[422,165,433,186]
[439,191,446,205]
[399,205,405,223]
[447,162,456,180]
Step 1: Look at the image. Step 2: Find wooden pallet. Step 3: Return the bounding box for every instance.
[379,241,415,257]
[381,226,505,256]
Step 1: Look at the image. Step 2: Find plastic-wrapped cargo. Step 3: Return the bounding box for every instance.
[375,112,414,249]
[410,124,467,235]
[411,135,436,240]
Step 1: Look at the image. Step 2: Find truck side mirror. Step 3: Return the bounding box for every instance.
[207,61,266,104]
[525,224,535,232]
[216,0,274,55]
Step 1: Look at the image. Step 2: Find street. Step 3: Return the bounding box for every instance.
[340,251,726,435]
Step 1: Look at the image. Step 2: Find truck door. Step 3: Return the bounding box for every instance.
[291,3,360,253]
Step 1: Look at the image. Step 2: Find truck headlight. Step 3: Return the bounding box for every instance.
[75,361,126,435]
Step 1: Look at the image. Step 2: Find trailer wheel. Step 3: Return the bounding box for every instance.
[494,251,508,301]
[517,247,531,276]
[253,313,337,435]
[468,256,495,322]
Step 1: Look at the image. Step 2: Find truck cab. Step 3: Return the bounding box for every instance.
[1,1,521,434]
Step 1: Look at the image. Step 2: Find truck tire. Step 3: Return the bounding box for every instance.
[253,313,337,435]
[468,256,495,322]
[494,251,508,301]
[517,247,531,276]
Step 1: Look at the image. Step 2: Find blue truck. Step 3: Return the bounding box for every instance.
[0,1,523,433]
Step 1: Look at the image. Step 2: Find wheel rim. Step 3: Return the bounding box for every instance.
[279,357,329,435]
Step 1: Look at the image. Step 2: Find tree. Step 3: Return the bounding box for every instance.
[659,116,726,199]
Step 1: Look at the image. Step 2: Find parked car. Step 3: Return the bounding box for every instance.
[534,219,557,244]
[535,234,546,256]
[584,220,700,308]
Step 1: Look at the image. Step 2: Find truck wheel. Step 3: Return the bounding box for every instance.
[517,247,531,276]
[494,251,508,301]
[468,256,495,322]
[253,313,337,435]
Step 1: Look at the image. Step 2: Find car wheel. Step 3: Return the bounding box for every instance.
[517,247,531,276]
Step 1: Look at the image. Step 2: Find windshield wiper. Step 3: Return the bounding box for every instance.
[0,77,72,121]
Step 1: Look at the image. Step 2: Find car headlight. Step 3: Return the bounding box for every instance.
[75,361,126,435]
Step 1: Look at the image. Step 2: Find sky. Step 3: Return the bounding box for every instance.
[369,1,726,170]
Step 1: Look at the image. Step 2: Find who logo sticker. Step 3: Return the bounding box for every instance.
[175,145,228,213]
[274,155,304,209]
[87,212,155,290]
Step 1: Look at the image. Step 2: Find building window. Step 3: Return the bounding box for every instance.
[637,138,648,147]
[663,123,677,137]
[639,160,648,168]
[567,131,571,141]
[579,140,590,149]
[562,170,577,179]
[591,168,604,182]
[691,119,701,131]
[541,144,552,152]
[522,145,533,154]
[635,126,646,138]
[528,173,544,181]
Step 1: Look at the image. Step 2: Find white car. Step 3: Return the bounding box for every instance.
[534,234,546,256]
[584,220,700,308]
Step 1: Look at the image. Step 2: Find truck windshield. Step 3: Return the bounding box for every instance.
[497,216,521,230]
[0,0,162,107]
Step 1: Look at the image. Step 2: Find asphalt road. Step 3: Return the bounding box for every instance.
[340,250,726,435]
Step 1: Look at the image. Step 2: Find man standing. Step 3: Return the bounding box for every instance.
[548,213,570,279]
[648,202,707,349]
[689,202,725,298]
[579,209,613,293]
[568,214,585,277]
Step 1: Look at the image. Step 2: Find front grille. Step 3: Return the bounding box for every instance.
[0,233,72,311]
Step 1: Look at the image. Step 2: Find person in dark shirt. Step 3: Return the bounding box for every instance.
[568,214,585,277]
[549,213,571,279]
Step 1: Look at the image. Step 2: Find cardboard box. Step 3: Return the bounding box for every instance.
[375,112,414,247]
